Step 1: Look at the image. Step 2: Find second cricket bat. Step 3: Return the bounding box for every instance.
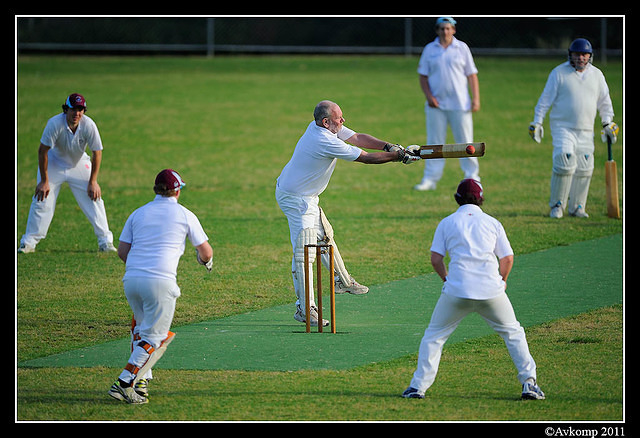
[605,137,620,219]
[416,142,485,159]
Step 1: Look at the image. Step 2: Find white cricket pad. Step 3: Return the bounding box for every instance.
[319,208,350,283]
[131,331,175,386]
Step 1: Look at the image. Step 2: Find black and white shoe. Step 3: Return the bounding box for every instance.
[108,380,149,404]
[401,387,425,399]
[521,379,545,400]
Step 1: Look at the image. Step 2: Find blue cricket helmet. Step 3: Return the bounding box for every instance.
[568,38,593,54]
[567,38,593,68]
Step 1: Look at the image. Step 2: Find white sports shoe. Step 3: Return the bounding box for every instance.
[108,380,149,404]
[335,276,369,295]
[413,180,437,191]
[569,206,589,218]
[521,379,545,400]
[294,305,328,327]
[99,242,117,252]
[550,205,563,218]
[17,243,36,253]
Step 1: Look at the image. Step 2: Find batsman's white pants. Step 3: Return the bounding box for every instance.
[409,292,537,394]
[276,186,329,308]
[119,276,180,384]
[420,105,479,184]
[20,155,113,248]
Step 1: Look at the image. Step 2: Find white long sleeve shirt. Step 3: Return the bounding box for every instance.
[533,62,614,130]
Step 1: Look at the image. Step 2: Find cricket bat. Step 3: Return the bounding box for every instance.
[415,142,485,159]
[605,137,620,219]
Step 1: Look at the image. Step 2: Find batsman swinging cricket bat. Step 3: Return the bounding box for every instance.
[415,142,485,159]
[605,137,620,219]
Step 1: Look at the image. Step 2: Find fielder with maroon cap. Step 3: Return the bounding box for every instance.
[109,169,213,404]
[402,179,545,401]
[18,93,116,253]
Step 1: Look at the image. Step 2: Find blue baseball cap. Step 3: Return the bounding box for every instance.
[435,17,457,26]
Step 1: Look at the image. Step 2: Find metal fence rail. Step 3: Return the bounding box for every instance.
[16,16,623,60]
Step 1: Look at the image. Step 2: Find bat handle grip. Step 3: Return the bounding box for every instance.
[607,136,613,161]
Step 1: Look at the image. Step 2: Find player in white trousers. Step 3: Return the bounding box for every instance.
[108,169,213,404]
[529,38,618,218]
[414,17,480,191]
[276,100,420,327]
[18,93,115,253]
[403,179,544,400]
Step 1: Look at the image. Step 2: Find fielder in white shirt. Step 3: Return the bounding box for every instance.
[18,93,116,253]
[529,38,619,218]
[108,169,213,404]
[414,17,481,191]
[403,179,545,400]
[276,100,420,327]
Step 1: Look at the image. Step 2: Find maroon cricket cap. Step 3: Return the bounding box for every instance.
[64,93,87,110]
[155,169,186,191]
[455,178,484,202]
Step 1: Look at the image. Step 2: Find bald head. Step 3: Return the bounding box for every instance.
[314,100,338,125]
[313,100,345,134]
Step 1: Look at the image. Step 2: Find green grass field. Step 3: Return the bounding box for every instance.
[16,55,623,423]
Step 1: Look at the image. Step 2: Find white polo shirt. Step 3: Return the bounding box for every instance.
[276,121,361,197]
[119,195,209,281]
[430,204,513,300]
[417,37,478,111]
[40,113,103,169]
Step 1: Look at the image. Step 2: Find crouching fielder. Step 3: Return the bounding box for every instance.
[108,169,213,404]
[529,38,618,218]
[402,179,544,400]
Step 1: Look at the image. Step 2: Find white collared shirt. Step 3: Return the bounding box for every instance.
[119,195,209,281]
[430,204,513,300]
[417,37,478,111]
[276,121,360,197]
[40,113,103,169]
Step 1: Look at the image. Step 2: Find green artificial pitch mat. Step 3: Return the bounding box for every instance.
[19,234,622,371]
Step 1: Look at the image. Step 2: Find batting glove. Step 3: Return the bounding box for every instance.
[528,123,543,143]
[383,143,405,153]
[399,149,421,164]
[405,145,420,155]
[601,122,619,144]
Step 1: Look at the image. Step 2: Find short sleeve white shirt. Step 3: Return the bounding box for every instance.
[276,121,361,196]
[417,37,478,111]
[430,204,513,300]
[119,195,209,281]
[40,113,103,169]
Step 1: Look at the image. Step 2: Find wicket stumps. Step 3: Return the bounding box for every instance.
[303,244,336,333]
